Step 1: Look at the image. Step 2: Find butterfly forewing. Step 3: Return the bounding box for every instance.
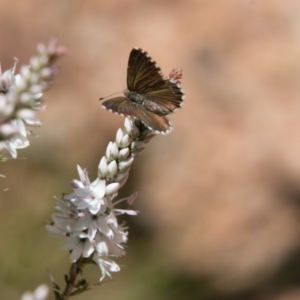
[127,48,163,92]
[102,97,139,118]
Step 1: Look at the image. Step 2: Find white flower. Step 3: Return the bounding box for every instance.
[0,119,29,158]
[61,236,86,263]
[48,118,155,282]
[0,58,18,93]
[65,165,107,214]
[73,214,113,241]
[46,213,77,236]
[0,39,66,159]
[92,253,121,281]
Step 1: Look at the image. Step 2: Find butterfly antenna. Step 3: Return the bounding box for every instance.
[99,92,122,101]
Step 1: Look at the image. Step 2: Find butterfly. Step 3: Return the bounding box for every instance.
[100,48,185,134]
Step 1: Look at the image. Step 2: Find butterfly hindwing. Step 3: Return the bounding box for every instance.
[102,97,171,133]
[141,80,184,115]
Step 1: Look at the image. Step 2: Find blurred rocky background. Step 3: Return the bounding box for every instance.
[1,0,300,299]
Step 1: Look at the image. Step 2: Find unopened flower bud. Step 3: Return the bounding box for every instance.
[116,128,124,145]
[106,182,120,195]
[119,148,129,160]
[119,157,134,170]
[98,156,108,177]
[121,134,130,148]
[107,160,118,177]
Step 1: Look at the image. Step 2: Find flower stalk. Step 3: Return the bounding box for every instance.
[47,118,156,298]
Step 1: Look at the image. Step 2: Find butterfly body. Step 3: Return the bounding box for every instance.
[124,89,144,105]
[124,89,167,116]
[102,48,184,134]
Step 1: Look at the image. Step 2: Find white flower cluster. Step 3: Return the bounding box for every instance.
[21,285,49,300]
[47,118,155,281]
[0,39,66,158]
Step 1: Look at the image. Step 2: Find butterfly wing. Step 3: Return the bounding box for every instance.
[127,48,184,115]
[127,48,163,92]
[102,97,171,133]
[102,97,138,118]
[134,107,171,133]
[141,80,184,115]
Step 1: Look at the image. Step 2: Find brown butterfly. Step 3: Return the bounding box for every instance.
[100,48,184,134]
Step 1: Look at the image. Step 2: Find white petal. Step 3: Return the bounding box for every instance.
[20,92,33,103]
[17,109,36,121]
[70,180,84,189]
[73,215,92,231]
[34,285,49,300]
[45,224,64,236]
[91,178,106,198]
[0,123,16,136]
[89,200,101,215]
[95,236,109,255]
[83,239,94,258]
[20,292,33,300]
[10,134,29,149]
[76,165,90,186]
[15,76,27,90]
[41,67,52,78]
[97,217,113,237]
[5,142,17,158]
[77,200,89,210]
[88,222,97,241]
[30,56,40,70]
[52,213,75,228]
[78,232,89,239]
[74,187,91,198]
[102,258,121,273]
[108,260,121,272]
[106,240,126,256]
[92,254,120,281]
[70,242,83,262]
[114,209,138,215]
[61,236,80,251]
[32,92,43,100]
[106,182,120,195]
[23,117,41,126]
[11,119,27,136]
[112,228,128,244]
